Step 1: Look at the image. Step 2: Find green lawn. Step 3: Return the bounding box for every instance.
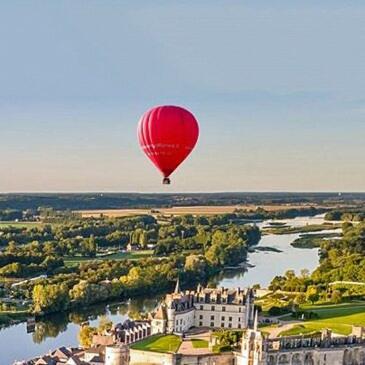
[191,339,209,348]
[0,221,43,229]
[279,302,365,336]
[301,302,365,313]
[130,334,182,353]
[105,250,154,260]
[64,250,154,267]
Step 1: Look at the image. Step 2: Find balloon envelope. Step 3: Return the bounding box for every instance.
[138,105,199,182]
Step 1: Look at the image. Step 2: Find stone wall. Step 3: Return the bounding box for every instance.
[175,353,234,365]
[266,345,365,365]
[129,349,234,365]
[129,349,176,365]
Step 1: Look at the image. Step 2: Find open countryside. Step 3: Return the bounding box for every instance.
[0,196,364,364]
[1,1,365,364]
[77,204,319,218]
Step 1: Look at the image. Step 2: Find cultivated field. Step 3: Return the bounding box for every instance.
[76,204,314,218]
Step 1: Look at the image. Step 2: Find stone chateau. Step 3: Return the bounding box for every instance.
[238,316,365,365]
[16,284,365,365]
[130,313,365,365]
[151,281,255,334]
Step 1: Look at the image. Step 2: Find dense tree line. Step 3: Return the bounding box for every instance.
[234,206,328,220]
[0,213,260,315]
[325,209,365,222]
[269,222,365,303]
[0,192,363,210]
[30,222,260,315]
[0,215,157,253]
[0,209,23,221]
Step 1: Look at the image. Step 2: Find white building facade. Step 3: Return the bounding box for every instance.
[152,281,255,334]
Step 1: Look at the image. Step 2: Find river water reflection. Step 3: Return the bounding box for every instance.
[1,215,339,364]
[211,231,320,289]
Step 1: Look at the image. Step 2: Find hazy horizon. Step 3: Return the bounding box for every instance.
[1,1,364,192]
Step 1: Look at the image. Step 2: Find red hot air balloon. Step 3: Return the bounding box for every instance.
[138,105,199,184]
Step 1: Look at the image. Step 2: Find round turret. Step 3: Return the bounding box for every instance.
[105,346,127,365]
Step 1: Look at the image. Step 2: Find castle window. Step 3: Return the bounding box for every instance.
[210,322,214,327]
[228,323,232,328]
[222,306,226,312]
[211,306,215,311]
[221,323,224,327]
[229,317,232,321]
[211,315,215,320]
[238,324,241,328]
[199,321,203,326]
[200,305,203,310]
[238,317,241,322]
[239,307,241,313]
[222,316,225,321]
[199,315,203,320]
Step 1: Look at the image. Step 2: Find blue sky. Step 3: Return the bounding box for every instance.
[0,1,364,192]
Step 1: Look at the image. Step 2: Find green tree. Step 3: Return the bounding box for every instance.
[294,293,306,305]
[331,289,342,304]
[78,325,96,348]
[306,286,319,304]
[98,315,113,333]
[33,283,70,314]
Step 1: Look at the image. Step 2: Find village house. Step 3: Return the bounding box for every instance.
[126,243,140,252]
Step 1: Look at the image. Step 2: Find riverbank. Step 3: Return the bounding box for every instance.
[263,222,341,235]
[291,232,341,248]
[0,215,341,363]
[0,310,29,329]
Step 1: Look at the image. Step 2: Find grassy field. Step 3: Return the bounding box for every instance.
[104,250,154,260]
[0,221,42,229]
[64,250,154,267]
[191,339,209,348]
[76,204,314,218]
[279,302,365,336]
[130,334,181,353]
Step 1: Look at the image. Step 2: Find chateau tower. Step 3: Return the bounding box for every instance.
[240,311,265,365]
[166,301,176,333]
[105,345,128,365]
[245,288,255,327]
[174,278,181,294]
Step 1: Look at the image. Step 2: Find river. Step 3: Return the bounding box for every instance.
[1,215,340,364]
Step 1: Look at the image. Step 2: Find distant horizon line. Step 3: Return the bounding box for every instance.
[0,191,364,195]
